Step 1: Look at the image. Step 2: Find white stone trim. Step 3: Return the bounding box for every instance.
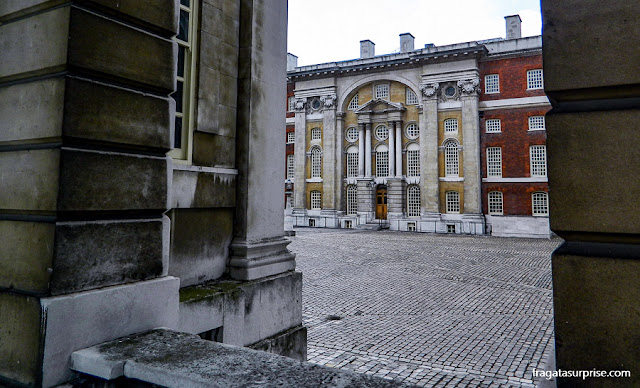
[479,96,549,111]
[294,86,337,99]
[482,177,548,183]
[306,177,323,183]
[439,177,464,182]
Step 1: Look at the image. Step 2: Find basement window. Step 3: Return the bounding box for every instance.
[447,224,456,234]
[407,222,416,232]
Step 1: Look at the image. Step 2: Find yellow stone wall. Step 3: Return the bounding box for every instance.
[439,181,465,214]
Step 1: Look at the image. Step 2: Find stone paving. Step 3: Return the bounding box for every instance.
[288,228,562,387]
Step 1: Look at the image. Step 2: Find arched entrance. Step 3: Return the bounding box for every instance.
[375,185,387,220]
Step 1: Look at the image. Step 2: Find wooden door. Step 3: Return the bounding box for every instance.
[375,187,387,220]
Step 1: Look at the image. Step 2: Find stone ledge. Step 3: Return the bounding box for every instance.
[71,328,410,388]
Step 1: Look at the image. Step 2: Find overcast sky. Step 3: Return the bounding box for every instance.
[287,0,542,66]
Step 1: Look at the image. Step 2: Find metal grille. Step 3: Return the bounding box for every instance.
[446,191,460,213]
[485,74,499,93]
[406,123,419,138]
[527,69,544,89]
[311,191,321,210]
[375,125,389,141]
[445,141,459,176]
[486,119,501,133]
[311,147,322,178]
[444,118,458,132]
[348,94,359,110]
[487,147,502,177]
[532,192,549,215]
[530,145,547,176]
[407,185,420,216]
[488,191,503,215]
[346,185,357,215]
[407,150,420,176]
[346,127,358,142]
[346,151,359,177]
[528,116,545,130]
[376,151,389,177]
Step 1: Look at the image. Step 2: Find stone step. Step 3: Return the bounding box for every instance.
[358,222,389,231]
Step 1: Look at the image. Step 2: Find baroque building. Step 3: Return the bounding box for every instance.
[285,15,551,238]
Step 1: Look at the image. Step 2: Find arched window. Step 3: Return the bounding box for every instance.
[311,127,321,141]
[406,143,420,177]
[405,123,419,139]
[310,190,321,209]
[348,94,359,110]
[406,88,418,105]
[444,118,458,132]
[346,185,357,215]
[445,141,459,177]
[375,144,389,177]
[311,147,322,178]
[346,146,359,177]
[446,191,460,213]
[407,185,420,217]
[488,191,503,215]
[532,192,549,216]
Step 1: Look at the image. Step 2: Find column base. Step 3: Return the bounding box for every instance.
[228,238,296,281]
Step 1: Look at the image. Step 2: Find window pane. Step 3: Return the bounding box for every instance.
[174,116,183,149]
[180,0,190,6]
[177,45,185,78]
[178,9,189,42]
[173,81,184,113]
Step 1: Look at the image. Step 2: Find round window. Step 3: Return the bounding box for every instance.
[405,123,419,139]
[346,127,359,142]
[375,125,389,141]
[445,86,456,97]
[311,99,321,110]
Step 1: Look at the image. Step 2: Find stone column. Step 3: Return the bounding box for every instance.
[387,178,405,218]
[395,121,402,177]
[458,78,482,214]
[356,178,374,219]
[419,83,440,214]
[388,121,395,177]
[335,112,345,212]
[321,94,337,211]
[0,3,179,386]
[293,100,307,210]
[230,0,295,280]
[543,1,640,385]
[365,123,372,177]
[358,123,365,177]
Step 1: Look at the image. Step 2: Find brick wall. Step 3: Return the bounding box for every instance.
[479,54,546,101]
[482,183,548,216]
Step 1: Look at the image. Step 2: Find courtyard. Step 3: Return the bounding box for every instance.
[288,229,562,387]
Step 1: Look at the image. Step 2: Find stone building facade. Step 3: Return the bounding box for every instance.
[285,16,551,238]
[0,1,304,387]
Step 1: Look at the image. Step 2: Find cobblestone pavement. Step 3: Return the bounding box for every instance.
[288,229,562,387]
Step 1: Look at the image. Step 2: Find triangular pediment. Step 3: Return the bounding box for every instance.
[354,98,405,114]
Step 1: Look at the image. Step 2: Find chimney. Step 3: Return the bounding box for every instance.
[400,33,414,53]
[360,40,375,59]
[287,53,298,71]
[505,15,522,40]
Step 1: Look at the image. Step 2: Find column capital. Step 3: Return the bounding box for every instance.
[293,97,307,113]
[320,93,337,111]
[457,78,481,96]
[419,83,440,99]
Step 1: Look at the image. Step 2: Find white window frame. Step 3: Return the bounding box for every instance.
[444,118,458,133]
[487,147,502,177]
[346,148,359,177]
[376,150,389,177]
[485,74,500,94]
[345,127,359,142]
[311,127,321,141]
[287,96,295,112]
[527,69,544,90]
[528,116,546,131]
[374,83,390,100]
[530,145,547,177]
[407,185,420,217]
[311,147,322,178]
[488,191,503,215]
[406,88,419,105]
[286,154,294,179]
[445,141,459,177]
[486,119,501,133]
[348,94,359,110]
[346,185,357,215]
[407,149,420,177]
[532,191,549,216]
[446,191,460,214]
[286,131,295,144]
[375,125,389,141]
[405,123,419,139]
[311,191,322,210]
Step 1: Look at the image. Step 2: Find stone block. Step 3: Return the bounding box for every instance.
[221,14,240,48]
[0,220,54,294]
[219,74,238,109]
[171,167,236,209]
[75,0,178,36]
[192,131,236,168]
[195,65,220,134]
[40,276,180,387]
[200,1,223,38]
[199,32,222,72]
[0,149,60,213]
[218,41,239,78]
[57,149,169,212]
[0,77,65,144]
[0,292,42,387]
[51,217,169,295]
[542,1,640,94]
[553,249,640,386]
[249,325,307,361]
[547,110,640,236]
[63,77,172,151]
[0,6,69,82]
[67,8,175,92]
[168,209,233,287]
[218,104,238,137]
[0,0,61,20]
[177,287,225,335]
[242,271,302,345]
